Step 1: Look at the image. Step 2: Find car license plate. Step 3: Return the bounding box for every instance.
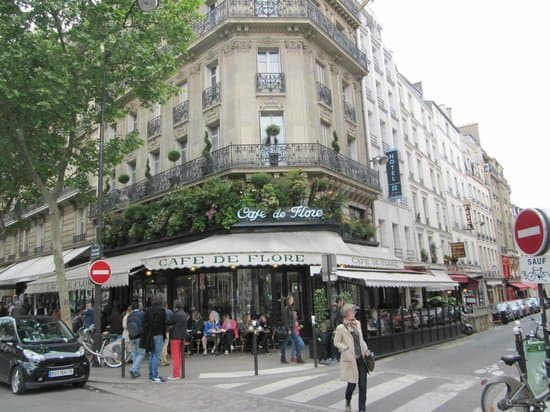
[48,368,74,378]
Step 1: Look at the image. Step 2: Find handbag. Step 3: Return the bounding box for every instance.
[365,352,375,374]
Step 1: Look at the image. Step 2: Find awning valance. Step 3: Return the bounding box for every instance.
[142,231,404,271]
[486,280,503,286]
[330,268,458,290]
[449,273,479,285]
[509,282,537,291]
[0,246,89,286]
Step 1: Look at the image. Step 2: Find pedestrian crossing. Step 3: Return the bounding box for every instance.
[212,370,481,411]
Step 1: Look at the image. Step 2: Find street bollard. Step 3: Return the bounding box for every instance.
[181,340,186,379]
[252,328,259,376]
[121,338,126,378]
[311,315,317,368]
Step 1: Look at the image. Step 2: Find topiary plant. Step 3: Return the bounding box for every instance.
[118,174,130,184]
[145,158,152,179]
[202,131,212,159]
[331,131,340,153]
[168,150,181,163]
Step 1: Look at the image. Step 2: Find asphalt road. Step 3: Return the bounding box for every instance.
[0,318,535,412]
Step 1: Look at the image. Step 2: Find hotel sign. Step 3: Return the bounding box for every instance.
[464,203,474,230]
[385,149,402,198]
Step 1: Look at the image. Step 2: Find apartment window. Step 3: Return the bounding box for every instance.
[348,206,365,220]
[416,158,423,182]
[378,219,386,247]
[342,82,353,103]
[257,50,280,73]
[127,162,137,184]
[176,139,187,165]
[127,113,137,133]
[404,226,411,254]
[259,112,283,144]
[206,61,219,87]
[422,197,429,223]
[315,62,325,84]
[320,121,331,147]
[406,151,413,178]
[108,124,116,139]
[178,82,188,103]
[347,135,357,161]
[36,219,44,248]
[75,207,87,237]
[150,151,161,175]
[153,103,161,117]
[392,223,400,249]
[208,124,220,150]
[20,229,28,254]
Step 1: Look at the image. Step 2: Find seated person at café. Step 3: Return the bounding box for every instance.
[202,311,221,355]
[220,313,239,355]
[188,310,203,353]
[257,314,271,353]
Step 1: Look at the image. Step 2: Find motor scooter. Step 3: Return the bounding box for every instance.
[461,310,474,335]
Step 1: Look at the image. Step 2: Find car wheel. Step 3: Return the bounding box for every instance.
[10,366,26,395]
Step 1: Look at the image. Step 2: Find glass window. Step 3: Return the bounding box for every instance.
[259,112,284,144]
[75,208,87,236]
[177,139,187,165]
[16,318,75,344]
[207,62,218,87]
[347,135,357,161]
[315,62,325,84]
[178,82,188,103]
[257,50,280,73]
[127,113,137,132]
[320,121,331,147]
[235,269,272,322]
[150,151,161,175]
[127,162,137,184]
[208,125,220,150]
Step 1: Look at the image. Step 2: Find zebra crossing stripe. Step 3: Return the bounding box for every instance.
[284,378,346,403]
[246,373,328,395]
[214,382,250,389]
[391,380,476,412]
[329,374,426,410]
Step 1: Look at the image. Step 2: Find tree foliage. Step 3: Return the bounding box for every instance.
[0,0,200,325]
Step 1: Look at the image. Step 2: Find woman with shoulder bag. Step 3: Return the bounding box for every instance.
[333,303,371,412]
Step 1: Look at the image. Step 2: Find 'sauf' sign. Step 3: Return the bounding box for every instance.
[520,256,550,284]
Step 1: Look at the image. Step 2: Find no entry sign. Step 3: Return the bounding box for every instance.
[514,208,550,256]
[89,260,112,286]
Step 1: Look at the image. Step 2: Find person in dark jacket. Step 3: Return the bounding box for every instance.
[128,302,145,379]
[167,300,189,380]
[280,294,301,363]
[139,294,166,382]
[108,306,123,340]
[330,296,345,361]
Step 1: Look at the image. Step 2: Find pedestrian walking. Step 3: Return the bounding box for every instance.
[280,294,301,364]
[128,302,145,379]
[167,300,189,380]
[333,303,370,412]
[330,295,345,362]
[139,295,166,383]
[82,301,95,329]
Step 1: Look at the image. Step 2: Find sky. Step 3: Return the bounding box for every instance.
[369,0,549,209]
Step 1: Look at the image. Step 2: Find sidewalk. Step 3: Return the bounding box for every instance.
[87,349,333,411]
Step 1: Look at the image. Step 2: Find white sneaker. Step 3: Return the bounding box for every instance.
[224,350,229,355]
[167,376,180,381]
[203,350,207,356]
[230,345,234,351]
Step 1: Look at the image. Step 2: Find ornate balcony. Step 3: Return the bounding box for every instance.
[343,100,356,122]
[202,83,221,109]
[147,115,161,138]
[95,143,381,214]
[172,100,189,124]
[317,82,332,106]
[192,0,368,71]
[256,73,285,93]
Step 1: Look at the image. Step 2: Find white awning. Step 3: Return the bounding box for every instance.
[25,246,167,295]
[486,280,504,286]
[336,269,458,290]
[0,246,89,286]
[142,231,404,271]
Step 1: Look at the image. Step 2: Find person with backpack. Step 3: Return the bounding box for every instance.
[127,301,145,379]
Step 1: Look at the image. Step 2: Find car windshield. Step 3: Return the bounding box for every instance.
[16,318,76,344]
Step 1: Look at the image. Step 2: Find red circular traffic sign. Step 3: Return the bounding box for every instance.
[514,208,549,256]
[89,260,112,286]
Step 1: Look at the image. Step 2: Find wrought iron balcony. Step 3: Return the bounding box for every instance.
[192,0,368,71]
[317,81,332,106]
[147,115,161,138]
[96,143,381,213]
[8,254,16,261]
[377,97,386,112]
[390,107,398,120]
[173,100,189,124]
[343,100,356,122]
[256,73,285,93]
[366,88,374,103]
[202,83,221,109]
[73,233,86,243]
[34,246,43,254]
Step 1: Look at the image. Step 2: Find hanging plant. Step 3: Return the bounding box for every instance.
[168,150,181,163]
[118,174,130,184]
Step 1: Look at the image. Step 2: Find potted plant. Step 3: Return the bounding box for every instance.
[118,173,130,184]
[168,149,181,164]
[430,242,437,263]
[264,124,280,166]
[331,131,340,153]
[202,131,213,174]
[420,248,429,263]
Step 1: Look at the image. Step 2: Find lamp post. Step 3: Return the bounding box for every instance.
[93,0,159,353]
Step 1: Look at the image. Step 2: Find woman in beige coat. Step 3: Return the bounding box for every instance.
[333,303,369,412]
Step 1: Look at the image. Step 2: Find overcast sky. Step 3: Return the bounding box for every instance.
[370,0,549,209]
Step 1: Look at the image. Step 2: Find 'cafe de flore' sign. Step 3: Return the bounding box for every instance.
[143,204,404,272]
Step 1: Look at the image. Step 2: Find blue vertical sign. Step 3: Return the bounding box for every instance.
[385,149,402,198]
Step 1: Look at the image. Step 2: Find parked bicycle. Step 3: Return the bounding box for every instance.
[480,321,550,411]
[77,326,129,368]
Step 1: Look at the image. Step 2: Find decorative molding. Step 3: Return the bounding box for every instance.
[148,135,161,152]
[259,97,284,111]
[320,106,332,124]
[125,152,137,163]
[174,123,188,139]
[204,106,220,125]
[329,63,339,75]
[345,122,357,137]
[223,39,253,55]
[284,40,304,52]
[190,62,201,75]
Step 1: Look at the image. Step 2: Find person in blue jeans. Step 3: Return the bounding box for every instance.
[128,302,145,379]
[280,294,302,363]
[139,295,166,383]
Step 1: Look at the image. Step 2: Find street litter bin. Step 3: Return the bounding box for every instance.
[525,340,547,397]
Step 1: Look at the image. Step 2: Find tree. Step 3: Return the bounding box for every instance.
[0,0,200,326]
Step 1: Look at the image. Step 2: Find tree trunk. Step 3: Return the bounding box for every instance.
[46,196,72,327]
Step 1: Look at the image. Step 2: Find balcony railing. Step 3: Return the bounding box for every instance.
[343,100,356,122]
[390,107,398,120]
[147,115,161,138]
[366,88,374,102]
[95,143,381,214]
[192,0,368,71]
[369,133,379,147]
[34,246,43,254]
[393,248,403,258]
[73,233,86,243]
[377,97,386,112]
[202,83,221,109]
[317,81,332,106]
[256,73,285,93]
[173,100,189,124]
[406,250,416,261]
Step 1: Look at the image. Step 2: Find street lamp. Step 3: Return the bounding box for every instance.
[93,0,160,352]
[369,155,388,166]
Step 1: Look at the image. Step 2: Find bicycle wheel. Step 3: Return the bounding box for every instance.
[481,382,529,412]
[104,343,122,368]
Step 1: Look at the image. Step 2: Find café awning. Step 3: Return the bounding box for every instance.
[449,273,479,286]
[142,231,404,271]
[311,267,458,290]
[509,282,537,291]
[0,246,89,286]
